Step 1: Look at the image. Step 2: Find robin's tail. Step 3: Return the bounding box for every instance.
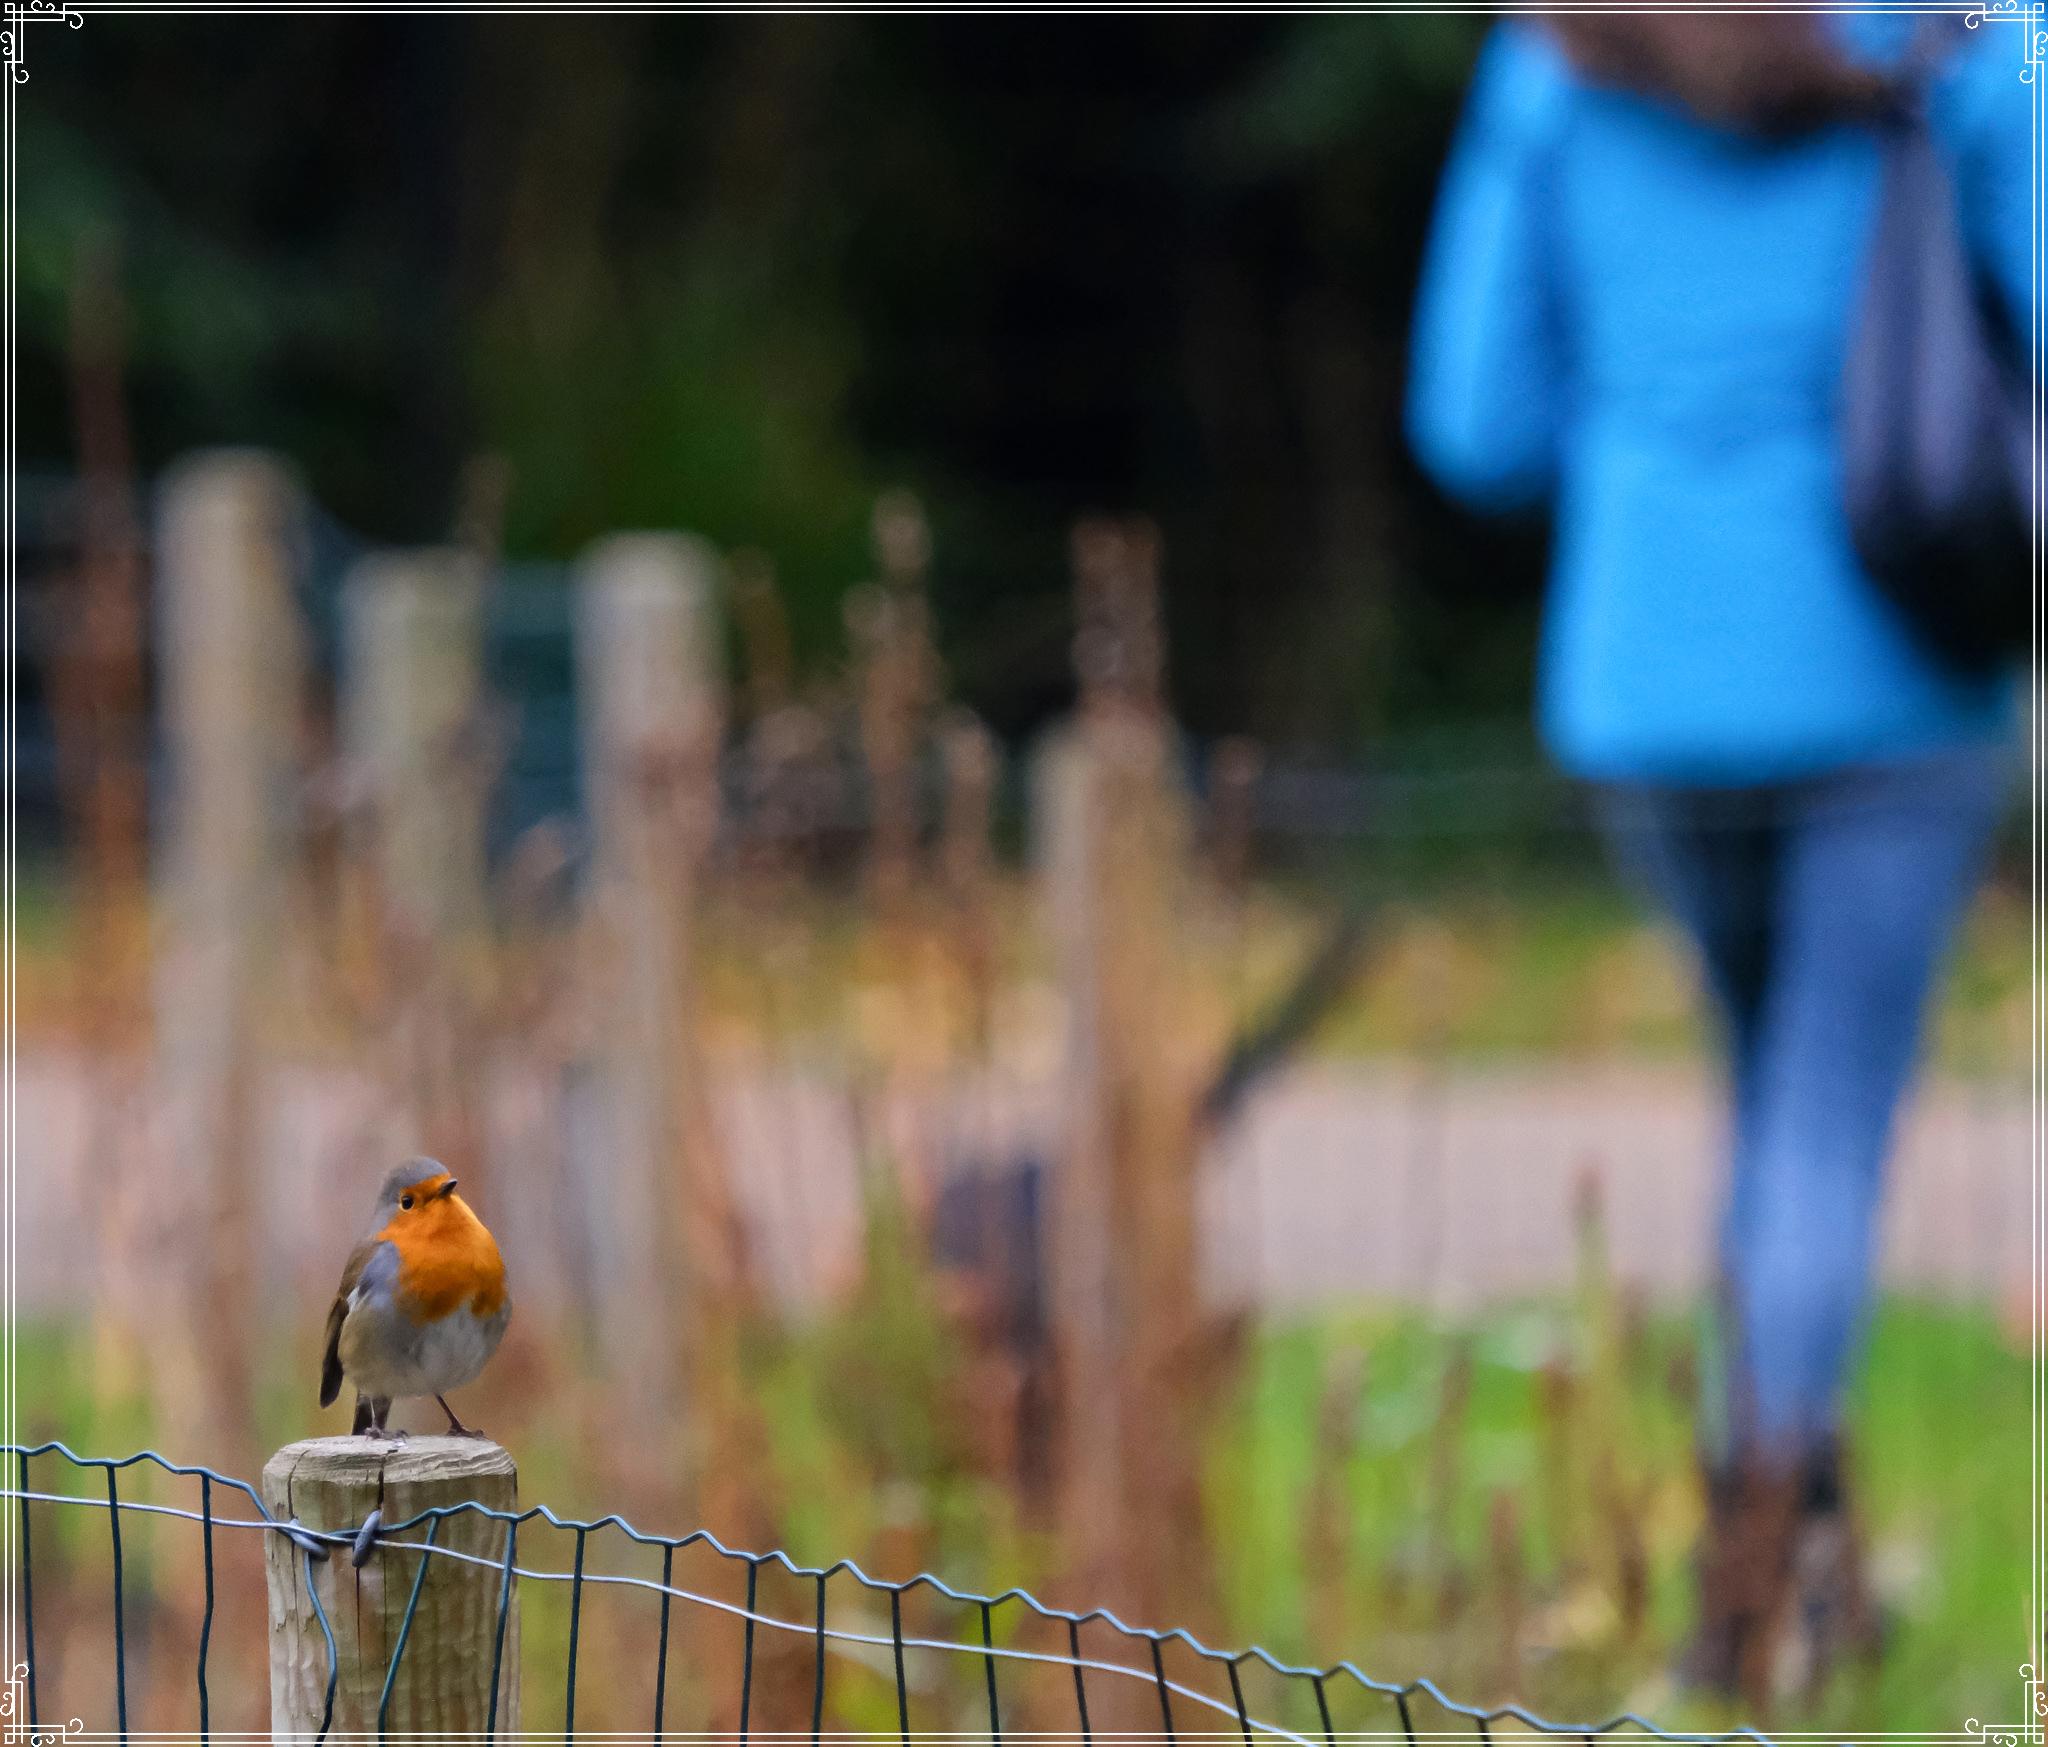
[319,1297,347,1409]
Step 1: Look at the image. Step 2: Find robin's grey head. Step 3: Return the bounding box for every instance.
[372,1157,459,1222]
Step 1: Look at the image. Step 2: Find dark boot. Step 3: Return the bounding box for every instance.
[1779,1437,1885,1704]
[1679,1452,1805,1709]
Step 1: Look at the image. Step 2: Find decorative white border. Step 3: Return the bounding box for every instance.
[3,3,2045,1745]
[1964,1664,2048,1744]
[0,4,80,84]
[0,1663,77,1745]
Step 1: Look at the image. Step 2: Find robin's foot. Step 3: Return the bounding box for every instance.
[435,1395,483,1438]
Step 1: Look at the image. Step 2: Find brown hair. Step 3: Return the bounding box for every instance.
[1543,16,1899,136]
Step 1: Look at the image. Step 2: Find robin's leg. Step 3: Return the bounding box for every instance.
[435,1394,482,1438]
[369,1397,405,1442]
[353,1394,374,1438]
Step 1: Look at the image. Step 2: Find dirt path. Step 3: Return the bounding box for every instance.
[13,1052,2029,1317]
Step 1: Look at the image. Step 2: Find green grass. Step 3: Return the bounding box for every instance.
[1208,1298,2029,1735]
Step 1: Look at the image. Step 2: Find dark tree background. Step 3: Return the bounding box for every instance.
[14,13,1548,752]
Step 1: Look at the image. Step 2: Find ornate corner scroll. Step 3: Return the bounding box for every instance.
[0,1665,78,1745]
[0,1,81,85]
[1965,1663,2048,1744]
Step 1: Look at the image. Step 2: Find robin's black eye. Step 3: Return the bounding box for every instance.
[400,1194,415,1210]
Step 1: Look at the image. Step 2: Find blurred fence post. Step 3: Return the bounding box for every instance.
[152,449,306,1452]
[340,548,492,1182]
[262,1437,520,1738]
[574,533,741,1451]
[1032,722,1120,1536]
[340,548,488,940]
[848,489,938,905]
[1035,518,1220,1645]
[56,239,154,1423]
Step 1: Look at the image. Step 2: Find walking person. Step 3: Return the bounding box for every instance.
[1406,13,2027,1707]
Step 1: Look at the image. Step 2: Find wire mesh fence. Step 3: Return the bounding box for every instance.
[4,1442,1772,1745]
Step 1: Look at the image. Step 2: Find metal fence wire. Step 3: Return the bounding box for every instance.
[3,1442,1772,1746]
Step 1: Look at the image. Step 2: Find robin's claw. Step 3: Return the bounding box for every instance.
[435,1394,481,1438]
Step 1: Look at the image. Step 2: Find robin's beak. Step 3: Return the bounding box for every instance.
[435,1177,460,1200]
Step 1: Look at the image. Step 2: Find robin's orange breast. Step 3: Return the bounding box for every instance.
[382,1198,508,1323]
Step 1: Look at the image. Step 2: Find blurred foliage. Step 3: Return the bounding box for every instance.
[13,12,1553,745]
[14,858,2033,1081]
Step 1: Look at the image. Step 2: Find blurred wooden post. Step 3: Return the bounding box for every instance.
[1032,722,1121,1542]
[57,237,153,1417]
[1036,518,1213,1640]
[57,236,149,1020]
[574,534,737,1446]
[340,548,487,940]
[340,549,491,1182]
[940,712,999,1054]
[262,1437,519,1739]
[153,450,305,1453]
[849,489,938,904]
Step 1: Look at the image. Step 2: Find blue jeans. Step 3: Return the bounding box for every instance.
[1597,743,2011,1460]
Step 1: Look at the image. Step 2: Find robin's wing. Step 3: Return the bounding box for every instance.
[320,1239,380,1408]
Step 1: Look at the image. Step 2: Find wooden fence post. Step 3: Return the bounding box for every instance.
[152,450,305,1455]
[339,548,492,1183]
[1036,518,1227,1655]
[339,547,488,941]
[848,489,938,904]
[574,533,737,1449]
[263,1437,520,1740]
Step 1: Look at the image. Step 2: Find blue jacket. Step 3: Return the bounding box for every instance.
[1407,18,2028,783]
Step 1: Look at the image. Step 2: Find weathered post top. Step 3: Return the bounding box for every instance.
[262,1436,520,1741]
[266,1431,515,1498]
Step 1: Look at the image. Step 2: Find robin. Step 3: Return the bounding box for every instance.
[320,1159,511,1440]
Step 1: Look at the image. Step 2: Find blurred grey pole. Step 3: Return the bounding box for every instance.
[153,450,306,1450]
[574,534,729,1444]
[340,549,487,941]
